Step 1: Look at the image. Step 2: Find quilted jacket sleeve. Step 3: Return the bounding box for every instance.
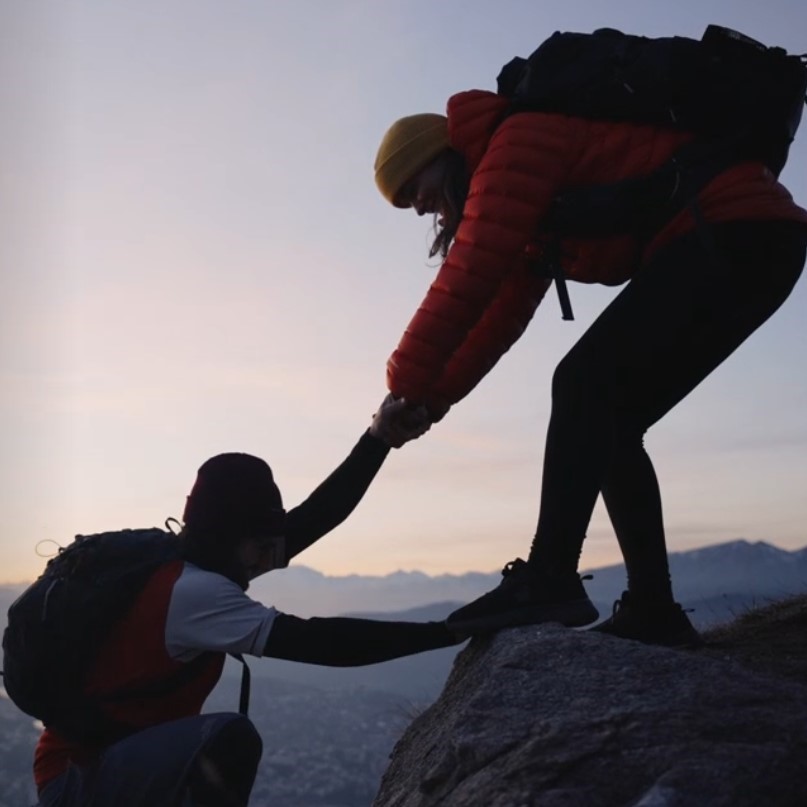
[430,260,550,406]
[387,112,575,407]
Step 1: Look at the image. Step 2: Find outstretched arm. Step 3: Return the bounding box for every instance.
[283,396,430,561]
[263,613,464,666]
[387,106,573,409]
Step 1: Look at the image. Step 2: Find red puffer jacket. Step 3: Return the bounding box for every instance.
[386,90,807,410]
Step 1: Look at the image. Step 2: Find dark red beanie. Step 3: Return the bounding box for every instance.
[182,453,286,538]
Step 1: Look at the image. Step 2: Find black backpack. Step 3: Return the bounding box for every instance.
[1,528,250,746]
[498,25,806,175]
[496,25,807,318]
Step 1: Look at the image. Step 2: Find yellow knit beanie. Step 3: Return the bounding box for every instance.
[374,113,449,207]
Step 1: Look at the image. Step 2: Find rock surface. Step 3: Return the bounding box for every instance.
[374,598,807,807]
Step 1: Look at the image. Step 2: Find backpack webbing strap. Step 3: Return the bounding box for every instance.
[551,260,575,321]
[528,237,575,320]
[231,653,251,716]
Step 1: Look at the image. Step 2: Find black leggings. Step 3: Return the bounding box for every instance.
[529,220,807,601]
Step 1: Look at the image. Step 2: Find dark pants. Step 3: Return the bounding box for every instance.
[38,713,262,807]
[530,220,807,599]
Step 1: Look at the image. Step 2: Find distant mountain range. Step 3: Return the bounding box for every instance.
[244,538,807,619]
[233,540,806,697]
[3,537,806,627]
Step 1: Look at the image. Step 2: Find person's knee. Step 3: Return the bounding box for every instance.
[551,349,610,415]
[206,714,262,768]
[189,715,262,807]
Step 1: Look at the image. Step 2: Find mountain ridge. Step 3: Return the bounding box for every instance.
[2,538,805,623]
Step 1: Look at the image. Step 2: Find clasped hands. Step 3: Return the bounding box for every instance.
[369,393,447,449]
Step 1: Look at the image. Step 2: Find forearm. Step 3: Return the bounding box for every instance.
[283,431,389,560]
[263,613,461,666]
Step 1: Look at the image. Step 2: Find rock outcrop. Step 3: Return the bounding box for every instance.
[374,601,807,807]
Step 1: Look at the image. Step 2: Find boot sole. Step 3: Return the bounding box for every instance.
[447,598,599,634]
[590,622,704,648]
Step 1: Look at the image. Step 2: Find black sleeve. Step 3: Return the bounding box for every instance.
[283,430,390,561]
[263,613,463,666]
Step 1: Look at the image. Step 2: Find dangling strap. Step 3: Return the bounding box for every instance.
[688,196,728,274]
[552,261,575,321]
[230,653,251,716]
[540,238,575,321]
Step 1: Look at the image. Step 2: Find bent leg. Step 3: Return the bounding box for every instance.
[600,432,672,602]
[44,713,262,807]
[447,221,805,635]
[530,221,806,592]
[185,715,262,807]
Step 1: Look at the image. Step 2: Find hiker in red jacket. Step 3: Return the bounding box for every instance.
[373,71,807,646]
[34,396,462,807]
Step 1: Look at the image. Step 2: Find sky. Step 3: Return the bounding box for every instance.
[1,0,806,584]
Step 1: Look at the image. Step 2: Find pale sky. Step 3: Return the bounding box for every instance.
[2,0,806,583]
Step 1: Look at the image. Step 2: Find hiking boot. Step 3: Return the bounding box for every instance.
[445,558,599,634]
[590,591,702,647]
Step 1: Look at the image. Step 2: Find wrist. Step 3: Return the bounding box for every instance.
[367,420,392,447]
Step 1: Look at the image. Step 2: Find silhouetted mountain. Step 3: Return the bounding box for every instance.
[245,538,807,620]
[583,539,807,623]
[3,540,805,627]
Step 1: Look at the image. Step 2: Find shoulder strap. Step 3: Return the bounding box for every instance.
[230,653,252,716]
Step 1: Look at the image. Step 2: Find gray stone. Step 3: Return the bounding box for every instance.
[373,625,807,807]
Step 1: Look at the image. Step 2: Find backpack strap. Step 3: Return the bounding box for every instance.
[542,133,756,243]
[525,237,575,320]
[230,653,252,716]
[686,195,731,280]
